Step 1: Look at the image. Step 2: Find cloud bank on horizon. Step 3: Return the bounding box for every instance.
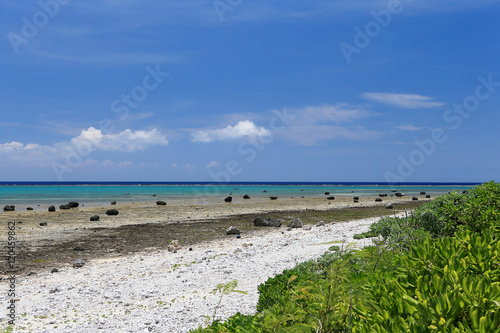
[0,1,498,182]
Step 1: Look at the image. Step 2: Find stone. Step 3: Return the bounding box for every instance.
[73,246,85,251]
[420,191,426,195]
[324,192,330,195]
[412,196,418,201]
[243,194,250,199]
[106,209,119,216]
[286,227,292,231]
[327,196,335,200]
[426,194,431,198]
[60,204,71,210]
[73,259,85,268]
[39,222,48,226]
[90,215,100,222]
[354,199,359,203]
[167,240,181,252]
[303,225,312,231]
[385,203,394,209]
[353,196,359,200]
[254,217,282,227]
[3,205,15,212]
[395,193,404,197]
[269,196,278,200]
[48,205,56,212]
[111,201,117,205]
[375,198,382,202]
[236,235,241,239]
[379,194,387,197]
[26,207,34,211]
[156,201,167,206]
[224,196,232,203]
[288,218,303,228]
[316,221,326,227]
[226,226,240,235]
[50,268,59,273]
[68,202,79,208]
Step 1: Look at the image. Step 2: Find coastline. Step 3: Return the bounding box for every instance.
[0,195,428,331]
[0,210,408,332]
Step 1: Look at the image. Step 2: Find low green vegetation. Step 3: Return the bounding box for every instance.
[190,181,500,332]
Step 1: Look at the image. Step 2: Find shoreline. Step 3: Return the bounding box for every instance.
[0,213,406,332]
[0,196,428,277]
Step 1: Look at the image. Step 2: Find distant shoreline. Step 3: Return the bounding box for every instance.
[0,181,482,187]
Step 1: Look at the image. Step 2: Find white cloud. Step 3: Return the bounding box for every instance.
[396,124,424,131]
[206,160,218,168]
[278,104,379,145]
[192,120,270,143]
[0,127,168,166]
[362,93,444,109]
[70,127,168,152]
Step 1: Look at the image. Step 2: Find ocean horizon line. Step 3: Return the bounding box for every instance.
[0,181,483,186]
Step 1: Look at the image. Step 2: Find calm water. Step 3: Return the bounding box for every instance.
[0,182,478,206]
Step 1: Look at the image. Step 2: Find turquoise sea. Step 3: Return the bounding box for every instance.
[0,182,478,207]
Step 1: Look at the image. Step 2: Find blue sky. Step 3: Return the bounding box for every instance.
[0,0,499,182]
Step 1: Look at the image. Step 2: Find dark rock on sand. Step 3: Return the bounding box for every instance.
[375,198,383,202]
[60,204,71,210]
[73,259,85,268]
[111,201,117,205]
[254,217,282,227]
[379,194,387,197]
[412,196,418,201]
[48,205,56,212]
[324,192,330,195]
[353,196,359,200]
[426,194,431,198]
[224,196,232,203]
[156,201,167,206]
[420,191,426,195]
[288,218,303,228]
[327,196,335,200]
[395,193,404,197]
[243,194,250,199]
[40,222,48,226]
[106,209,119,216]
[269,196,278,200]
[385,203,394,209]
[50,268,59,273]
[90,215,100,222]
[68,202,79,208]
[3,205,15,212]
[27,207,34,210]
[354,199,359,203]
[73,246,85,251]
[226,226,240,235]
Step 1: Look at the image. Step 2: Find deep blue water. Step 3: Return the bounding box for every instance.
[0,181,479,206]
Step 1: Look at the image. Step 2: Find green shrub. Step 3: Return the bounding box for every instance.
[256,251,343,312]
[353,232,500,332]
[367,182,500,249]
